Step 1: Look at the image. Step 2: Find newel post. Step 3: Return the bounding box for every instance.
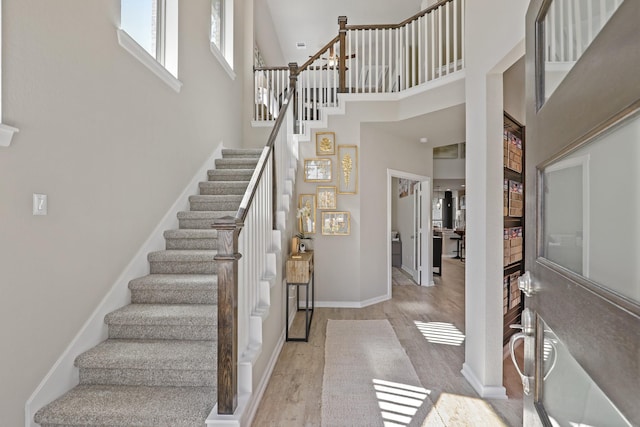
[213,216,242,415]
[288,62,299,132]
[338,16,348,93]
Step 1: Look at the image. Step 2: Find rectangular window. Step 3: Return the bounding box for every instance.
[210,0,234,76]
[211,0,223,52]
[119,0,179,86]
[121,0,159,59]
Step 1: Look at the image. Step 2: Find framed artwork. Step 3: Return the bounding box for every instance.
[433,143,459,159]
[298,194,316,234]
[316,186,337,210]
[398,178,410,198]
[304,158,332,182]
[321,211,350,236]
[316,132,336,156]
[337,145,358,194]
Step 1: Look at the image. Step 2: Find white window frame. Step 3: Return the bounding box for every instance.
[210,0,235,80]
[0,0,19,147]
[118,0,181,92]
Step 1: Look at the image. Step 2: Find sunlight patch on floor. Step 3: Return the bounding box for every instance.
[414,321,465,346]
[421,392,509,427]
[373,379,431,427]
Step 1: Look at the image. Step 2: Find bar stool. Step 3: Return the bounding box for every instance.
[450,235,462,259]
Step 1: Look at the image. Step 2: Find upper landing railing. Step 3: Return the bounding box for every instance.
[253,0,464,124]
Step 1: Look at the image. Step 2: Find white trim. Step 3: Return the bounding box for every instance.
[210,42,236,80]
[0,123,19,147]
[316,293,390,308]
[117,29,182,93]
[387,169,432,296]
[461,363,508,400]
[24,143,225,427]
[0,0,19,147]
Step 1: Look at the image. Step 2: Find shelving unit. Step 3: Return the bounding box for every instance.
[502,112,525,345]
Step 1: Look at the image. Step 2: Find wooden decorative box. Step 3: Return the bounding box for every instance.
[508,180,524,217]
[503,227,523,267]
[286,251,314,284]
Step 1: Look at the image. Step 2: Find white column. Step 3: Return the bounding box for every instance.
[462,0,527,399]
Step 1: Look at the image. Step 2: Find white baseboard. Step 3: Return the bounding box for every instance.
[24,143,225,427]
[316,293,391,309]
[461,363,508,400]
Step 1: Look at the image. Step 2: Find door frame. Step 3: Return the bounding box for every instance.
[387,169,432,294]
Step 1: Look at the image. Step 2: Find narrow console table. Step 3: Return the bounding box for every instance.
[285,251,314,342]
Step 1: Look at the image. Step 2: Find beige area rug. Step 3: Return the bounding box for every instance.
[322,320,444,427]
[392,267,418,286]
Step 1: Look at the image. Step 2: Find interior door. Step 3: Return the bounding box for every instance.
[517,1,640,426]
[413,183,422,284]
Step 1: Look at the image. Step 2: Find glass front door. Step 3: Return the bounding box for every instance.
[520,1,640,426]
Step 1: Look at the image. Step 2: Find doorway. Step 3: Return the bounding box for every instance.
[387,169,432,294]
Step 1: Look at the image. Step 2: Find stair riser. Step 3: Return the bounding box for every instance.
[165,238,218,250]
[108,325,216,340]
[208,171,254,181]
[130,290,216,305]
[221,150,263,159]
[79,368,215,387]
[214,160,259,170]
[189,200,241,211]
[199,183,248,195]
[180,218,228,229]
[150,261,217,274]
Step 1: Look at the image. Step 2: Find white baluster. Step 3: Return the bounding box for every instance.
[453,0,458,72]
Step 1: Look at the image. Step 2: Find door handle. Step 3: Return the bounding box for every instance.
[509,308,535,396]
[509,331,534,395]
[518,271,535,297]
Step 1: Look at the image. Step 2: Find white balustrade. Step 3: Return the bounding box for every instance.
[252,0,465,127]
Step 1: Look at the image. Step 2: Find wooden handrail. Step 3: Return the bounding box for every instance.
[236,86,295,223]
[213,74,296,415]
[254,66,289,71]
[298,35,340,74]
[345,0,453,31]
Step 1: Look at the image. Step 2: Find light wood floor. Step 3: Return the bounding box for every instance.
[252,258,524,426]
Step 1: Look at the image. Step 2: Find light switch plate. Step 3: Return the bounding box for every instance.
[33,193,47,215]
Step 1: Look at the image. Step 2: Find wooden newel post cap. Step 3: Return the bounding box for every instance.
[338,16,347,29]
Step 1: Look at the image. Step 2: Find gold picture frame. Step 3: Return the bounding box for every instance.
[337,145,358,194]
[321,211,350,236]
[298,194,316,234]
[304,158,332,182]
[316,132,336,155]
[316,186,337,210]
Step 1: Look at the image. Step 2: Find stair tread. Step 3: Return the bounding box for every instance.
[199,180,250,186]
[105,304,216,325]
[34,384,215,426]
[189,194,243,201]
[177,210,237,219]
[76,339,215,370]
[163,229,218,239]
[129,274,217,290]
[222,148,263,156]
[148,249,217,262]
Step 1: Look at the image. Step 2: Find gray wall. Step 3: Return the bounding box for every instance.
[296,100,434,305]
[0,0,246,424]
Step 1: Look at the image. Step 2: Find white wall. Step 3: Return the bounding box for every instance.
[294,94,455,305]
[433,157,465,179]
[0,1,246,425]
[504,56,526,125]
[463,0,528,398]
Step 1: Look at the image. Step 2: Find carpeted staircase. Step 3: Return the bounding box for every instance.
[35,149,263,427]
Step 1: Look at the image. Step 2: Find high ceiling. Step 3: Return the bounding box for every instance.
[264,0,423,64]
[263,0,466,190]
